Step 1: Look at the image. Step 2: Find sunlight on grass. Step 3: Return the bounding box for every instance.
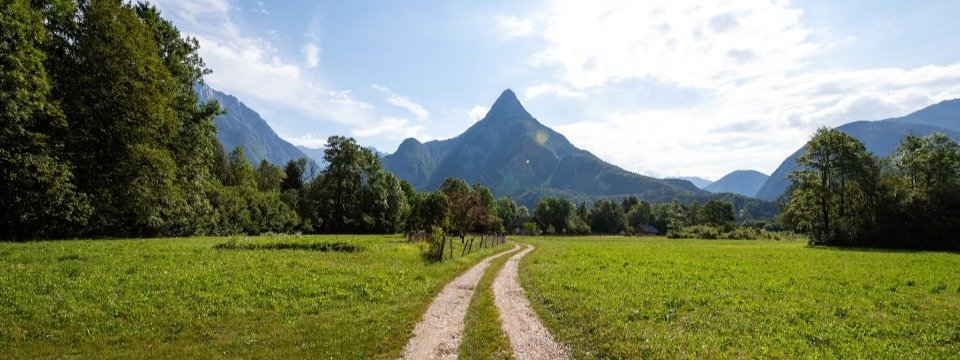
[519,236,960,359]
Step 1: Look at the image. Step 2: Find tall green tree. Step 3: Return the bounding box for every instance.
[0,0,89,239]
[786,127,880,245]
[226,146,255,188]
[700,200,735,229]
[254,160,285,192]
[534,196,574,234]
[588,199,626,234]
[55,0,187,236]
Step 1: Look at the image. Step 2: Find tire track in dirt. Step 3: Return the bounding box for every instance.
[401,244,519,360]
[492,244,572,360]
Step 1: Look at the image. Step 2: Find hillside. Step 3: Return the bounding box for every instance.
[383,90,776,217]
[668,176,713,189]
[704,170,768,197]
[756,100,960,201]
[195,84,310,166]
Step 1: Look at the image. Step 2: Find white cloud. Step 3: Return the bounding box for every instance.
[284,133,328,148]
[352,117,429,139]
[524,83,584,100]
[497,15,535,39]
[302,43,320,68]
[555,63,960,179]
[534,0,818,89]
[151,0,374,130]
[468,106,489,121]
[372,84,430,121]
[507,0,960,178]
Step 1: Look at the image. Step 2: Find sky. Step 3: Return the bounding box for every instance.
[151,0,960,180]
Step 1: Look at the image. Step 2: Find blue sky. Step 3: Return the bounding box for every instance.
[152,0,960,180]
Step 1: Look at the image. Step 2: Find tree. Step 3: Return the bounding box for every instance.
[281,158,308,192]
[0,0,89,239]
[786,127,880,246]
[534,196,574,234]
[887,133,960,248]
[254,160,285,192]
[440,178,485,240]
[626,201,652,228]
[59,0,187,236]
[312,136,379,232]
[405,191,449,236]
[588,199,626,234]
[701,200,735,229]
[494,197,520,228]
[226,147,255,188]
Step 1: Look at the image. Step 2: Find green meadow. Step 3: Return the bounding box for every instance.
[519,236,960,359]
[0,235,508,358]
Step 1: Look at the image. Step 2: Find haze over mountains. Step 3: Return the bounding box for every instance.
[704,170,769,197]
[756,99,960,201]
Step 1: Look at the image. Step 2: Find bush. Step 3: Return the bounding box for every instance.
[214,235,360,252]
[667,225,786,240]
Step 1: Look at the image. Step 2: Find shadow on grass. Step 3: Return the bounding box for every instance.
[213,237,361,252]
[807,244,960,255]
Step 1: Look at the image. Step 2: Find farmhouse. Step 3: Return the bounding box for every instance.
[635,224,660,236]
[508,215,546,235]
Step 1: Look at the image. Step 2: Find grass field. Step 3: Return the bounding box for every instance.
[0,235,508,358]
[518,236,960,359]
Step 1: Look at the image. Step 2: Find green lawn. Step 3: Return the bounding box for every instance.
[518,236,960,359]
[0,235,508,358]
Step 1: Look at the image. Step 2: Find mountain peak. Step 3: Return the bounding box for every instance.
[486,88,531,119]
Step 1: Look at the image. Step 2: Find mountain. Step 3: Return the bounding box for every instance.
[382,89,775,217]
[669,176,713,189]
[704,170,768,197]
[888,99,960,132]
[195,84,310,166]
[756,100,960,201]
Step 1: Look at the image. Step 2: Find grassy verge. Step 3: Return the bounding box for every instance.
[459,244,520,360]
[518,236,960,358]
[0,235,508,358]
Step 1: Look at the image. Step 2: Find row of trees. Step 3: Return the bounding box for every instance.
[532,195,737,235]
[783,128,960,250]
[2,0,226,238]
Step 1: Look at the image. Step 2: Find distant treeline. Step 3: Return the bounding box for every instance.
[781,128,960,250]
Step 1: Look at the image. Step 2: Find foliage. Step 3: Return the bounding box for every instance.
[785,129,960,249]
[534,196,574,234]
[214,236,360,252]
[0,0,89,239]
[588,199,626,234]
[666,225,786,240]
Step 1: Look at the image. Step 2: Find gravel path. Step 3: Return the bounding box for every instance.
[492,244,572,360]
[401,244,519,360]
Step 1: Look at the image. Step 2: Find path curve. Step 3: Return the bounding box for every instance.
[492,244,572,360]
[401,244,520,360]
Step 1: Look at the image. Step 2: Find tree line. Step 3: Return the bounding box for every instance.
[782,128,960,250]
[529,195,761,237]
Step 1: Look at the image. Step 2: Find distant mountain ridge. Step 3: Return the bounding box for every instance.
[704,170,768,197]
[669,176,713,189]
[756,99,960,201]
[195,84,310,166]
[383,89,776,217]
